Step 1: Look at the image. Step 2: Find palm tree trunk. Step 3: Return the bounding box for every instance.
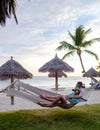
[78,54,86,73]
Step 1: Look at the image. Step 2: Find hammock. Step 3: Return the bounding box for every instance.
[3,77,97,109]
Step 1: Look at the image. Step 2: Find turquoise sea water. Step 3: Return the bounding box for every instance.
[0,76,97,90]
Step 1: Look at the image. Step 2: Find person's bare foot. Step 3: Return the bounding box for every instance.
[38,101,53,107]
[38,101,46,107]
[40,93,46,98]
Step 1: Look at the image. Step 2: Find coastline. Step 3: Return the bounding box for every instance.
[0,89,100,112]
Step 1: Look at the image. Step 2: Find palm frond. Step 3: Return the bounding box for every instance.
[91,38,100,42]
[96,62,100,70]
[0,0,18,26]
[81,40,95,47]
[82,28,92,41]
[56,41,76,51]
[84,49,99,61]
[75,25,92,46]
[68,31,75,42]
[75,25,85,46]
[85,28,92,35]
[62,51,75,60]
[82,37,100,47]
[9,0,18,24]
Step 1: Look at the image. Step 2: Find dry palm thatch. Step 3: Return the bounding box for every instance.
[39,54,74,90]
[0,0,18,26]
[0,56,33,105]
[0,56,33,82]
[83,67,100,77]
[48,71,67,88]
[39,54,74,72]
[48,71,67,78]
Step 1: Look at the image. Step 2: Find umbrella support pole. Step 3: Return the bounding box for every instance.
[55,72,58,91]
[11,96,14,105]
[18,86,20,91]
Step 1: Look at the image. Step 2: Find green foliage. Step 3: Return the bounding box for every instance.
[57,25,100,73]
[0,0,18,26]
[96,62,100,73]
[0,104,100,130]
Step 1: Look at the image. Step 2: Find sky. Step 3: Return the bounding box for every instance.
[0,0,100,76]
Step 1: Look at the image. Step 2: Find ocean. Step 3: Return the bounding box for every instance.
[0,76,96,90]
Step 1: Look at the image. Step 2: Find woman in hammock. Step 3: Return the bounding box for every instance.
[38,88,81,107]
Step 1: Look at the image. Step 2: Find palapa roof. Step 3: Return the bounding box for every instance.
[48,71,67,78]
[0,57,33,80]
[83,67,100,77]
[39,54,74,73]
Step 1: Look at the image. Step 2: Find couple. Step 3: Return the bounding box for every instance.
[38,81,84,107]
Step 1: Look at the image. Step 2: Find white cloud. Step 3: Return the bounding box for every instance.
[0,0,100,76]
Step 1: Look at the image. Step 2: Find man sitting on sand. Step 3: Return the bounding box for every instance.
[38,85,82,107]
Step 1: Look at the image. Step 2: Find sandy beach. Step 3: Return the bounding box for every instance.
[0,89,100,112]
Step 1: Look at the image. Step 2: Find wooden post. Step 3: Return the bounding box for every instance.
[55,72,58,91]
[18,86,20,91]
[11,96,14,105]
[10,75,14,105]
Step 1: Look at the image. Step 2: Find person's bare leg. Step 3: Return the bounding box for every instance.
[52,95,67,105]
[40,93,59,101]
[38,95,67,107]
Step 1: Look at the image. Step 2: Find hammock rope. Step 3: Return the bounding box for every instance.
[2,77,98,109]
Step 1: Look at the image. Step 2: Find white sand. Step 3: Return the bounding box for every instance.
[0,89,100,112]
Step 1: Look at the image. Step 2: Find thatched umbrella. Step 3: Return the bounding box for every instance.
[83,67,100,85]
[48,71,67,89]
[39,54,74,90]
[48,71,67,77]
[83,67,100,77]
[0,56,33,104]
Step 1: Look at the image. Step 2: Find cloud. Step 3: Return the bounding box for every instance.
[0,0,100,76]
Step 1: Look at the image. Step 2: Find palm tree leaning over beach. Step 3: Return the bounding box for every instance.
[0,0,18,26]
[56,25,100,73]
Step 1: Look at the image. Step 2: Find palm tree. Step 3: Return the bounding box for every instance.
[56,25,100,73]
[0,0,18,26]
